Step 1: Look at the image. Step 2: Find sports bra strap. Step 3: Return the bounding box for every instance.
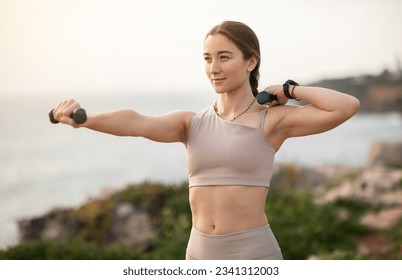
[258,108,267,130]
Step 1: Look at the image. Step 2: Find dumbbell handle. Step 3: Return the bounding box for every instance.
[256,91,278,105]
[49,108,87,124]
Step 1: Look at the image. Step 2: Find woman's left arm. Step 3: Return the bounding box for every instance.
[273,86,360,138]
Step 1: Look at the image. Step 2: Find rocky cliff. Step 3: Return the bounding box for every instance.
[308,70,402,113]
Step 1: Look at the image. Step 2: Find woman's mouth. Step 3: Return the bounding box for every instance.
[212,78,226,82]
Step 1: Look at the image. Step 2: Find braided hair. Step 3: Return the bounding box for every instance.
[206,21,261,97]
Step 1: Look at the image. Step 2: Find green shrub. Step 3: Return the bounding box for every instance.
[266,188,370,259]
[2,181,397,260]
[0,239,141,260]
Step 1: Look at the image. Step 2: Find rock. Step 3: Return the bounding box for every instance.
[41,219,71,241]
[367,142,402,167]
[357,234,394,259]
[271,164,327,188]
[360,207,402,230]
[360,165,402,192]
[18,209,78,242]
[316,181,351,204]
[108,203,153,251]
[17,201,154,252]
[115,202,135,218]
[316,165,402,207]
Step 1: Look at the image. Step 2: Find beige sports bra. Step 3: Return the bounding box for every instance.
[186,105,276,188]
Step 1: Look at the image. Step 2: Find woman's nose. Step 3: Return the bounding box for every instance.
[210,60,221,74]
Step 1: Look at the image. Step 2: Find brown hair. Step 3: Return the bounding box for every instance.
[206,21,261,96]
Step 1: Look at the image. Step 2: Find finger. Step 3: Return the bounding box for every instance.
[59,115,76,126]
[277,96,289,105]
[54,99,80,123]
[53,100,69,122]
[267,100,279,107]
[62,101,81,118]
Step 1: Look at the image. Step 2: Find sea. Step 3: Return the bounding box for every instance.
[1,91,402,249]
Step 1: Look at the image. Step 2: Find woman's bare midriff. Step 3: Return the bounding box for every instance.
[189,185,269,235]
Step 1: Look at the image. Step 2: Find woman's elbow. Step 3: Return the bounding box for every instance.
[342,95,360,119]
[349,95,360,115]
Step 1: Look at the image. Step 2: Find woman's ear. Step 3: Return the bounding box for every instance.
[247,56,258,72]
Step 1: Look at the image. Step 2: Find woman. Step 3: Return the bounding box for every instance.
[52,21,359,260]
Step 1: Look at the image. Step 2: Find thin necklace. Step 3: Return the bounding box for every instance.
[214,98,256,122]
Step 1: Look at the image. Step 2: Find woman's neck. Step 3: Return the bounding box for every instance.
[216,87,255,118]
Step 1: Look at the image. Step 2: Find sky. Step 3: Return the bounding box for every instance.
[0,0,401,96]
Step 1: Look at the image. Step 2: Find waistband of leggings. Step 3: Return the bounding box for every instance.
[191,224,270,239]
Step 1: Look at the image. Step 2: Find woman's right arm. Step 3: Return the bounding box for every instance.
[53,99,194,143]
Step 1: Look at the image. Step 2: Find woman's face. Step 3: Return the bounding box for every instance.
[203,34,256,94]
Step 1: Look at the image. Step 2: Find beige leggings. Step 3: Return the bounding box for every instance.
[186,224,283,260]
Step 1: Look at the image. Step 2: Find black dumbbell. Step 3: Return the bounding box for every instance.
[49,108,87,124]
[256,91,278,105]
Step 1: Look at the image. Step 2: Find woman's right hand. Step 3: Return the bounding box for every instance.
[52,99,82,128]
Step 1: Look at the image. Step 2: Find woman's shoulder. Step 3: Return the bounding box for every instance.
[174,110,197,126]
[190,105,213,119]
[177,106,212,128]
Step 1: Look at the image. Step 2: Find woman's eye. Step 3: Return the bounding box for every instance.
[204,57,212,63]
[220,56,229,60]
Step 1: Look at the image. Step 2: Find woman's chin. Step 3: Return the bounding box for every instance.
[212,86,226,94]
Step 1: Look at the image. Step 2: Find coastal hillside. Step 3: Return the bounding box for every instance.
[1,142,401,260]
[308,69,402,113]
